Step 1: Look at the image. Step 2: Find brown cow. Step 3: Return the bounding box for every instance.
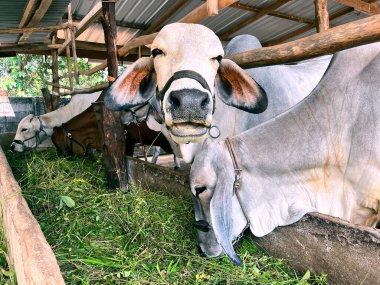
[51,105,180,167]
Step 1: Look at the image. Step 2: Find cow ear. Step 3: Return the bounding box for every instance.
[210,175,243,266]
[216,59,267,114]
[105,57,156,111]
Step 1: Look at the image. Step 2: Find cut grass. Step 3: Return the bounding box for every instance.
[4,149,327,284]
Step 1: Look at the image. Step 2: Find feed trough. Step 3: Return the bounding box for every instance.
[127,157,380,285]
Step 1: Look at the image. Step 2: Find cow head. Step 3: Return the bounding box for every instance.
[190,139,247,266]
[10,114,49,152]
[105,23,267,144]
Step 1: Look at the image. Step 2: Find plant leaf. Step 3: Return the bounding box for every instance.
[60,196,75,208]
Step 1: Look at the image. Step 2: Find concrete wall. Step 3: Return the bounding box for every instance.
[0,97,69,133]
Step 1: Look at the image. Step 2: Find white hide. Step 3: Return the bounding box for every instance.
[12,91,101,151]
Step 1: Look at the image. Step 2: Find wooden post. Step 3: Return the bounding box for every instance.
[64,29,73,90]
[207,0,219,16]
[315,0,329,32]
[67,3,79,84]
[49,34,60,111]
[98,0,127,190]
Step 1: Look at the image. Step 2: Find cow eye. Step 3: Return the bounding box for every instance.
[213,55,223,62]
[152,48,164,58]
[21,128,28,132]
[194,186,207,198]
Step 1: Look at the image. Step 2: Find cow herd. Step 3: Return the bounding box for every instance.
[11,23,380,266]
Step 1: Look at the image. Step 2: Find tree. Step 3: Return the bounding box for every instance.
[0,54,108,97]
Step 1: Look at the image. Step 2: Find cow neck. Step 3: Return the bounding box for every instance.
[225,137,250,227]
[155,70,216,114]
[62,124,86,155]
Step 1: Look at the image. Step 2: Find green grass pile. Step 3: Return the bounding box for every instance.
[3,149,327,284]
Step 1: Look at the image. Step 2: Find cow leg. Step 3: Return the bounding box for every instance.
[151,146,161,164]
[173,155,181,169]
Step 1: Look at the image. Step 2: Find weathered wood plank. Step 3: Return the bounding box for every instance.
[0,147,65,285]
[19,0,53,43]
[58,2,103,55]
[0,24,69,34]
[207,0,219,16]
[219,0,292,40]
[228,13,380,68]
[264,7,353,46]
[335,0,380,15]
[315,0,329,32]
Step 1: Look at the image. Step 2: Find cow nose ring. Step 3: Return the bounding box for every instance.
[209,125,220,139]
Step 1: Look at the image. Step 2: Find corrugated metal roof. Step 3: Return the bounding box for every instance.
[0,0,377,56]
[0,0,69,44]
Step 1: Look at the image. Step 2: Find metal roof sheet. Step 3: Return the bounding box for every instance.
[0,0,377,56]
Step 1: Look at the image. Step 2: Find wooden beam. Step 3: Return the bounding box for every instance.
[315,0,329,32]
[83,0,238,76]
[179,0,237,24]
[58,2,103,55]
[44,81,72,91]
[143,0,189,34]
[265,7,353,46]
[19,0,53,43]
[52,82,108,96]
[335,0,380,15]
[0,43,61,52]
[18,0,39,28]
[0,23,70,34]
[219,0,292,40]
[0,147,65,285]
[230,2,315,25]
[207,0,219,16]
[226,13,380,69]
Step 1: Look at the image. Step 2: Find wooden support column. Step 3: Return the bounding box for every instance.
[98,0,127,190]
[207,0,219,16]
[67,3,79,84]
[315,0,329,32]
[64,29,73,90]
[49,34,60,111]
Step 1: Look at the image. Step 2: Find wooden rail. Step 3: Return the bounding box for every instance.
[227,13,380,68]
[0,147,65,285]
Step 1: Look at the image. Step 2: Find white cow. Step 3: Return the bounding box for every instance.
[104,23,331,163]
[11,91,101,152]
[190,43,380,265]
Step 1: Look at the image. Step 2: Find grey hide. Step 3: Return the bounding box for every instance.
[104,26,331,163]
[175,35,332,162]
[190,42,380,265]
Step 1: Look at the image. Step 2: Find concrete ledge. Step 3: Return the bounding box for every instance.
[126,156,380,285]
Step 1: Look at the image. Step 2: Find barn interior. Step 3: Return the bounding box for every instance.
[0,1,379,284]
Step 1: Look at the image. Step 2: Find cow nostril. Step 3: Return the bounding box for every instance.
[201,96,210,108]
[10,144,15,151]
[197,245,206,257]
[168,92,181,108]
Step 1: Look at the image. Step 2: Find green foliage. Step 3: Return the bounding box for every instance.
[5,149,328,284]
[0,55,107,97]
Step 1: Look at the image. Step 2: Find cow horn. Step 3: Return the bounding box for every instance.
[210,179,243,266]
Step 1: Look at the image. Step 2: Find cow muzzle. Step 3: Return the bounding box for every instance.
[166,88,212,142]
